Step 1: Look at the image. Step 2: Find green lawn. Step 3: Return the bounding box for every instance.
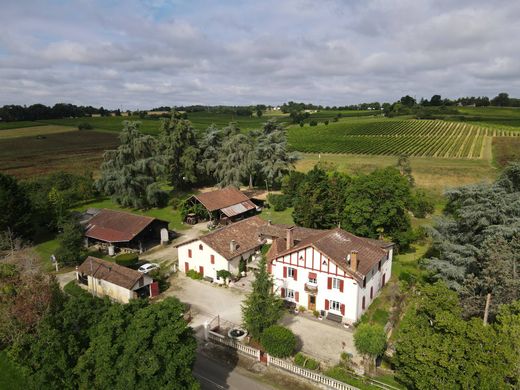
[259,207,295,225]
[33,236,60,272]
[0,121,44,130]
[0,351,28,390]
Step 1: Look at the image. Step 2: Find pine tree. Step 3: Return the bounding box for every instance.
[241,257,283,339]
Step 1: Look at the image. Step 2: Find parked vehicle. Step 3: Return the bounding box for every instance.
[137,263,160,274]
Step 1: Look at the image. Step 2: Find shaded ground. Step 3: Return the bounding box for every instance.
[280,313,361,370]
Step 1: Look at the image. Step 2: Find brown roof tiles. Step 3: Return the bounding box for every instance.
[193,187,255,212]
[85,209,157,243]
[77,256,144,290]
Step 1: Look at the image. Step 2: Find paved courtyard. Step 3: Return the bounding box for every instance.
[163,273,359,366]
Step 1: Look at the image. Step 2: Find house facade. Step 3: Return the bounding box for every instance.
[176,216,267,281]
[76,256,157,303]
[267,227,393,324]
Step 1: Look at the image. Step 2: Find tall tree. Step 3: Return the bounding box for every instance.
[256,121,298,188]
[394,282,516,389]
[158,114,200,189]
[242,257,284,339]
[354,324,386,374]
[198,124,223,181]
[77,297,198,389]
[96,121,166,209]
[54,218,87,266]
[215,131,256,188]
[426,163,520,319]
[342,167,414,248]
[0,174,34,242]
[396,154,414,186]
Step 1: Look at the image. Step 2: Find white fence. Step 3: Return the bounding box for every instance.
[208,331,261,361]
[267,355,359,390]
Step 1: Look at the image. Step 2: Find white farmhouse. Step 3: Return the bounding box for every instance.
[176,216,267,280]
[76,256,157,303]
[265,225,393,324]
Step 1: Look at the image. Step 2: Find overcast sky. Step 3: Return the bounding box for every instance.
[1,0,519,109]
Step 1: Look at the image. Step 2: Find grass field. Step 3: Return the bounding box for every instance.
[0,121,44,130]
[0,130,119,178]
[492,136,520,167]
[38,112,288,134]
[453,106,520,129]
[289,117,518,158]
[0,125,76,139]
[296,153,498,193]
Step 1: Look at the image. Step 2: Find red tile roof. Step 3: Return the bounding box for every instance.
[177,216,267,260]
[193,187,255,212]
[85,209,156,243]
[268,228,392,281]
[77,256,145,290]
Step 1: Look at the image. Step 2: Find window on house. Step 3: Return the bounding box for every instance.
[378,260,381,271]
[199,244,203,250]
[332,277,341,289]
[188,249,192,258]
[330,300,341,311]
[308,276,317,284]
[286,289,295,299]
[362,278,366,288]
[288,267,296,278]
[210,255,215,265]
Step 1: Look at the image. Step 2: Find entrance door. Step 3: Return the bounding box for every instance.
[308,295,316,311]
[184,262,189,273]
[199,266,204,277]
[382,273,386,287]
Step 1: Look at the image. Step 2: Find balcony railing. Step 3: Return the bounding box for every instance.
[304,282,318,293]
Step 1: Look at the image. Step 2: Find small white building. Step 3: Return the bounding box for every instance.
[176,216,267,281]
[76,256,156,303]
[266,227,393,324]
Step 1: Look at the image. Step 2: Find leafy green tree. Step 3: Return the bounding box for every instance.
[0,174,33,241]
[158,114,200,189]
[55,219,87,266]
[242,257,283,339]
[96,121,166,209]
[394,282,515,389]
[354,324,386,374]
[281,171,306,200]
[292,165,336,228]
[342,167,414,248]
[77,297,198,389]
[491,92,510,107]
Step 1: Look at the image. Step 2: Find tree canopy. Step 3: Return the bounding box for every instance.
[0,174,34,242]
[96,121,167,209]
[426,163,520,319]
[242,256,284,339]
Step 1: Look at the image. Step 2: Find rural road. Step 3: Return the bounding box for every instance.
[194,352,273,390]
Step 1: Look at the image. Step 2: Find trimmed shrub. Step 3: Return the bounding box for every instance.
[294,352,320,370]
[216,269,232,280]
[115,253,139,267]
[309,120,318,126]
[186,269,203,280]
[267,193,292,211]
[78,122,93,130]
[261,325,296,358]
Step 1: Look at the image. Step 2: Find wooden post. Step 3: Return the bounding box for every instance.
[483,293,492,326]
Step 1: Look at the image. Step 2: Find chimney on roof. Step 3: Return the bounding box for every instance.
[286,227,295,250]
[350,250,358,272]
[230,240,237,253]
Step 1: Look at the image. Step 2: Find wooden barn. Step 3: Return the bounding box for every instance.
[185,187,259,225]
[83,209,169,254]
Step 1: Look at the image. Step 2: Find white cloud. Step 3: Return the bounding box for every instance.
[0,0,519,108]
